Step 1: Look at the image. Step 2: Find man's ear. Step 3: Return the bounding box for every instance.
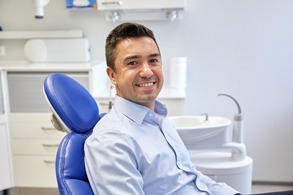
[106,67,117,85]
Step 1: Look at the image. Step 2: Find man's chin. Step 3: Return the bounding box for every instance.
[134,95,157,104]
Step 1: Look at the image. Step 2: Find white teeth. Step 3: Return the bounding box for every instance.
[139,82,153,87]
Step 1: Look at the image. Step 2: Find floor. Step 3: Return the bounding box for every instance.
[2,183,293,195]
[252,182,293,194]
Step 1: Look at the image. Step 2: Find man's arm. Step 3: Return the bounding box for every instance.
[84,131,145,195]
[194,171,241,195]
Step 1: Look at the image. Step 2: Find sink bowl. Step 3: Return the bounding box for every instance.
[169,116,231,150]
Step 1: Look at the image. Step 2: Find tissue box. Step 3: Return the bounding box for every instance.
[66,0,97,8]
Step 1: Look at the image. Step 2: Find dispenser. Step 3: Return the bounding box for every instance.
[33,0,50,19]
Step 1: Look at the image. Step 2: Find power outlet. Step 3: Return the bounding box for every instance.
[0,45,6,56]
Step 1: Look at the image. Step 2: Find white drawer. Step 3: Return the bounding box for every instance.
[14,155,57,188]
[0,122,13,190]
[10,113,66,139]
[12,139,61,155]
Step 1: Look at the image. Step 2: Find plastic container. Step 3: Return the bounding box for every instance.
[169,57,187,89]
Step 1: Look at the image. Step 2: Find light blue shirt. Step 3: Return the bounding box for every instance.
[84,96,240,195]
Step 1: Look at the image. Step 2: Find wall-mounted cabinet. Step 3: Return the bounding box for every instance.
[0,30,85,63]
[97,0,186,22]
[98,0,186,10]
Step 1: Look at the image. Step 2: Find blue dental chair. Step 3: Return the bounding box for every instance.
[43,73,104,195]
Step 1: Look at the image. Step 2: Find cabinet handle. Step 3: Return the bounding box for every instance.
[41,127,56,131]
[99,102,109,106]
[102,1,122,7]
[43,160,55,164]
[42,143,59,147]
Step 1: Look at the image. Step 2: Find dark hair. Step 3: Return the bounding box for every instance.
[105,22,160,71]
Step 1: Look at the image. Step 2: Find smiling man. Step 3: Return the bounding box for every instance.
[106,35,163,110]
[84,22,240,195]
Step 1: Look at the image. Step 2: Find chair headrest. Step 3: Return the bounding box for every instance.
[44,73,100,134]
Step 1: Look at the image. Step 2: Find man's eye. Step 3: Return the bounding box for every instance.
[150,59,159,64]
[128,61,138,66]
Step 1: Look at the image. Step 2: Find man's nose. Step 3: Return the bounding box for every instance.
[140,63,153,77]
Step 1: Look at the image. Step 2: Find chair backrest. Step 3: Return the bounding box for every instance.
[43,73,103,195]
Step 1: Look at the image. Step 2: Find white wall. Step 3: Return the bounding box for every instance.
[184,1,293,183]
[1,0,293,183]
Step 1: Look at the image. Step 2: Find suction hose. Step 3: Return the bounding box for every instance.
[218,93,243,143]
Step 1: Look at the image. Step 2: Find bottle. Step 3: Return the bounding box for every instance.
[169,57,187,89]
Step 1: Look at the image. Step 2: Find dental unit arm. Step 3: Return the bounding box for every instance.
[218,93,247,161]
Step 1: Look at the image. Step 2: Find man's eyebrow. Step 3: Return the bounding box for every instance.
[149,53,161,58]
[123,53,161,63]
[124,55,141,62]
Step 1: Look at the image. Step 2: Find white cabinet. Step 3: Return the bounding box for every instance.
[10,113,65,187]
[0,115,13,190]
[97,0,186,10]
[6,70,91,188]
[97,0,186,21]
[7,72,90,113]
[1,68,92,191]
[0,71,13,191]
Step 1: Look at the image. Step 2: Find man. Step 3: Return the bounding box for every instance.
[84,22,240,195]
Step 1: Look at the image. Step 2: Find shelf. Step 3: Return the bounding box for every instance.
[0,61,92,72]
[0,30,83,39]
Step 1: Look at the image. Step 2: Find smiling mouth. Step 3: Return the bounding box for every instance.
[136,82,155,87]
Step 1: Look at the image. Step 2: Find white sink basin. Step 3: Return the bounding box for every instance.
[169,116,231,130]
[169,116,231,150]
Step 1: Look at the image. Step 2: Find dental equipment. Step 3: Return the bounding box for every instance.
[33,0,50,19]
[218,93,246,161]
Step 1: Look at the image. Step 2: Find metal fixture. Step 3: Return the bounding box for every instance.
[218,93,246,160]
[167,10,179,21]
[201,112,209,121]
[108,11,121,22]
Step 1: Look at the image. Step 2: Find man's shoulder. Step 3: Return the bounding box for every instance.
[95,110,122,130]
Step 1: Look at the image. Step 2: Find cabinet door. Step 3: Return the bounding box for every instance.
[7,72,89,113]
[0,117,13,190]
[14,155,57,187]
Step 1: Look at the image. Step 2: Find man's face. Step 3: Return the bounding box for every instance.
[107,36,164,110]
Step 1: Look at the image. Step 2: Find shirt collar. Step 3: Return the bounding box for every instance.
[113,96,168,125]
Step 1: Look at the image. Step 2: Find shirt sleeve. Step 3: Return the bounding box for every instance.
[84,131,145,195]
[195,171,241,195]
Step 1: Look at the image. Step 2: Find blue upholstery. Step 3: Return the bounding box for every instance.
[43,73,103,195]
